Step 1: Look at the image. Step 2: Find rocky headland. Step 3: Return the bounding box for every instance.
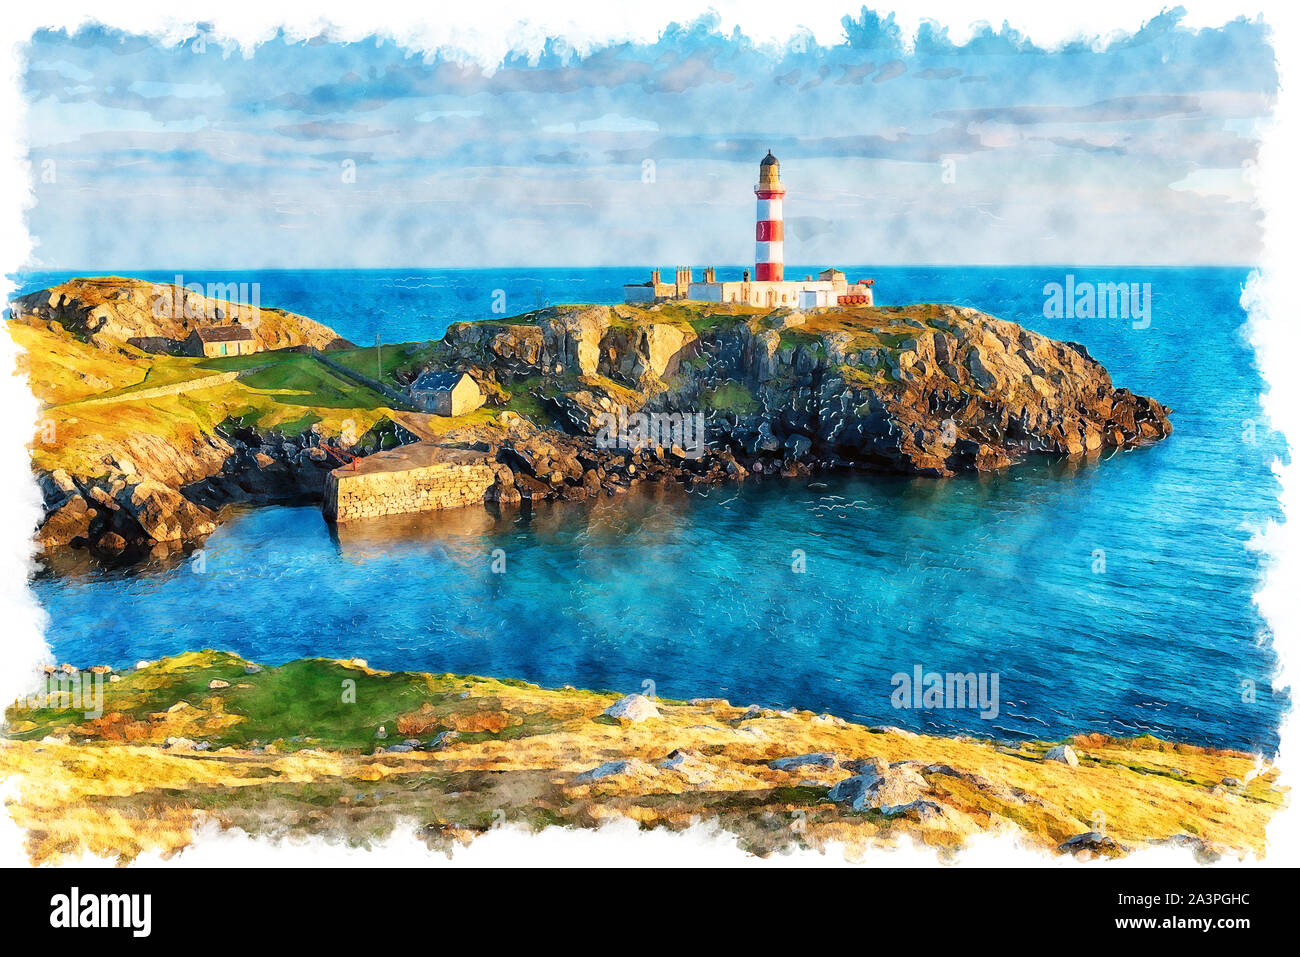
[9,278,1172,562]
[12,276,349,354]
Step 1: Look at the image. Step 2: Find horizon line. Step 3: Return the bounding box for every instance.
[7,263,1262,276]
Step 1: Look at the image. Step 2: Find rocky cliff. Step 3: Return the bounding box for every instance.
[432,300,1172,480]
[34,419,411,562]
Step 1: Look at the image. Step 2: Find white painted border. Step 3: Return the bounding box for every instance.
[0,0,1294,869]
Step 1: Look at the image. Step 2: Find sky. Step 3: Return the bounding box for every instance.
[18,6,1278,269]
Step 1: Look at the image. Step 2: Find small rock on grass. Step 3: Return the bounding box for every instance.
[603,693,660,722]
[828,765,929,813]
[1059,832,1128,856]
[769,752,838,772]
[429,730,460,750]
[1043,745,1079,767]
[575,759,650,783]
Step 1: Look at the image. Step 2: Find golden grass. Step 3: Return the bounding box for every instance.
[10,319,399,479]
[0,652,1284,864]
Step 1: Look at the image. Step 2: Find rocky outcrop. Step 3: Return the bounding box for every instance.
[33,421,405,559]
[11,276,351,354]
[313,300,1174,527]
[25,288,1173,559]
[35,469,217,556]
[423,301,1171,482]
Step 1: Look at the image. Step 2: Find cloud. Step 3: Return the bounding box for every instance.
[872,60,906,83]
[17,9,1278,268]
[275,121,400,140]
[541,114,659,134]
[935,96,1207,126]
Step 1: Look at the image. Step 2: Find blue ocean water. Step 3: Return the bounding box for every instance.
[18,267,1289,752]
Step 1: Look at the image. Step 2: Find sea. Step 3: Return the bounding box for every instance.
[13,266,1289,752]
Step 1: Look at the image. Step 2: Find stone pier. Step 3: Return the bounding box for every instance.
[322,443,496,523]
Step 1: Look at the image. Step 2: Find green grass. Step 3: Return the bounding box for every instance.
[702,381,759,414]
[198,350,300,372]
[5,651,570,752]
[501,376,549,421]
[31,349,398,476]
[779,331,828,354]
[329,342,440,385]
[234,355,392,409]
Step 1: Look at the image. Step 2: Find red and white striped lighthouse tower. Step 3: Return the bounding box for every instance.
[754,150,785,282]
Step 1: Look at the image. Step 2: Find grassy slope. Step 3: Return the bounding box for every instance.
[0,651,1284,864]
[10,320,422,479]
[9,320,154,404]
[329,342,441,383]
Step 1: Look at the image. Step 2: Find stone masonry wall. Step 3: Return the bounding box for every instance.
[323,458,495,522]
[62,367,263,408]
[310,348,418,411]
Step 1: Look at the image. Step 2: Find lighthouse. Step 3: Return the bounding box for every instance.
[623,150,874,308]
[754,150,785,282]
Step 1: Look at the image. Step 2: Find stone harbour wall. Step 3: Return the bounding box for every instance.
[323,454,496,523]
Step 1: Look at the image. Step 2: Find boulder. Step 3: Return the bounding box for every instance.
[1059,831,1129,856]
[827,765,929,813]
[783,434,812,459]
[95,531,128,553]
[574,758,652,783]
[634,322,697,379]
[769,752,838,772]
[1044,745,1079,767]
[603,693,660,722]
[121,479,217,544]
[37,496,94,547]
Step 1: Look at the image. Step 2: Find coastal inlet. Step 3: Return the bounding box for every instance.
[13,267,1284,754]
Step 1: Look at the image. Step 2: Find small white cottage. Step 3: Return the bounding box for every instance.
[408,370,484,417]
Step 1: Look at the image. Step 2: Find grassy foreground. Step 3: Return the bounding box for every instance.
[0,651,1283,864]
